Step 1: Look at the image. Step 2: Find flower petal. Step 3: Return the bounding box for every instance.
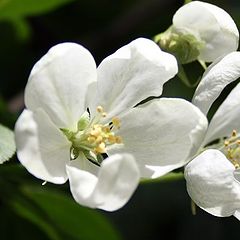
[66,153,140,211]
[25,43,97,130]
[15,109,71,184]
[204,82,240,144]
[185,149,240,217]
[173,1,239,62]
[108,98,208,178]
[192,52,240,115]
[93,38,177,118]
[234,210,240,220]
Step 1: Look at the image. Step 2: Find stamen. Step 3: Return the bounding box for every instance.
[62,107,123,166]
[108,135,117,143]
[95,135,103,143]
[232,129,237,137]
[112,117,121,128]
[95,142,106,154]
[115,136,122,144]
[90,126,101,137]
[97,106,104,113]
[223,130,240,169]
[224,140,230,146]
[87,136,96,143]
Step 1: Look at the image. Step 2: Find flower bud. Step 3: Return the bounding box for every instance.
[154,27,204,64]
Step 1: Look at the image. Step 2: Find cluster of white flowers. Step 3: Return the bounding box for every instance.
[178,2,240,220]
[14,0,240,216]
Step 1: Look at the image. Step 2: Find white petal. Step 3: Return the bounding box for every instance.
[15,109,71,184]
[233,210,240,220]
[204,82,240,144]
[192,52,240,115]
[93,38,177,118]
[25,43,97,130]
[108,98,208,178]
[185,149,240,217]
[173,1,239,62]
[67,154,140,211]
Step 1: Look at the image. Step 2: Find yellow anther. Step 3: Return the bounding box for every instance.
[108,135,117,143]
[68,110,123,161]
[90,128,101,137]
[95,142,106,153]
[102,112,107,117]
[115,136,122,144]
[97,106,104,113]
[103,126,110,133]
[90,124,102,136]
[235,163,240,169]
[224,140,230,146]
[87,136,96,143]
[112,117,120,128]
[95,135,103,143]
[232,130,237,137]
[221,130,240,168]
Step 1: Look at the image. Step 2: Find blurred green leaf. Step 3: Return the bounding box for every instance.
[0,0,76,42]
[0,124,16,164]
[11,195,61,240]
[0,201,51,240]
[9,17,32,41]
[15,186,122,240]
[0,0,76,20]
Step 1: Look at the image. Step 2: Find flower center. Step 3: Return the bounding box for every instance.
[223,130,240,169]
[61,106,122,166]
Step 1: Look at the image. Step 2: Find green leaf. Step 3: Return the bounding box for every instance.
[21,186,122,240]
[0,0,76,20]
[9,17,32,41]
[0,124,16,164]
[11,196,61,240]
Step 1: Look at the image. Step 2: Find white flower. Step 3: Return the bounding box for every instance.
[185,52,240,219]
[172,1,239,62]
[15,38,207,211]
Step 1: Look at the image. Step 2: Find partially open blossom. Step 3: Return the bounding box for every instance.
[15,38,207,211]
[185,52,240,219]
[155,1,239,63]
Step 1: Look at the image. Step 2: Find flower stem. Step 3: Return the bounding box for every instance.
[140,172,184,184]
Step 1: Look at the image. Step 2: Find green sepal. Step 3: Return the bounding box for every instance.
[77,111,90,131]
[83,150,101,166]
[154,26,204,64]
[60,128,74,140]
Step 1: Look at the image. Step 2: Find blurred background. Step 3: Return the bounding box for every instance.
[0,0,240,239]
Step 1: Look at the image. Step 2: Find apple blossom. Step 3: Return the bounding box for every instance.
[185,52,240,219]
[15,38,207,211]
[155,1,239,63]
